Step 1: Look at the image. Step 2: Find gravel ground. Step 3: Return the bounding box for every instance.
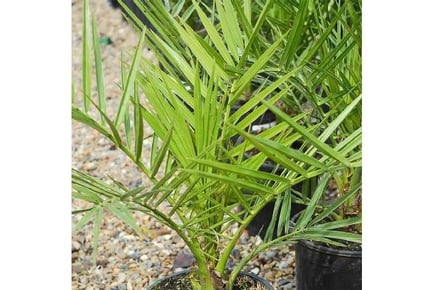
[71,1,297,289]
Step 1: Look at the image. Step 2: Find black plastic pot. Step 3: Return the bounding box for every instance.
[295,239,362,290]
[146,269,274,290]
[108,0,156,31]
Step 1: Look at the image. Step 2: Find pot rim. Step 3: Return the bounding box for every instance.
[297,239,362,258]
[146,269,274,290]
[291,212,362,258]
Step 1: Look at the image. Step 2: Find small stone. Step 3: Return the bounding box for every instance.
[96,257,109,267]
[130,272,140,280]
[79,276,88,284]
[72,264,85,274]
[83,162,97,171]
[251,267,260,275]
[230,248,240,259]
[161,234,172,241]
[264,271,274,280]
[173,251,195,268]
[286,256,295,266]
[128,263,137,269]
[72,241,81,251]
[159,249,171,256]
[259,250,276,262]
[118,272,126,283]
[126,248,140,260]
[117,251,127,259]
[175,241,186,248]
[278,280,297,289]
[239,235,250,245]
[278,261,289,269]
[274,270,283,278]
[119,265,129,271]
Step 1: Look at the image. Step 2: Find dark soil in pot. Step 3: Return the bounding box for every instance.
[147,269,274,290]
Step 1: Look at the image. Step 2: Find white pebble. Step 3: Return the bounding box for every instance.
[118,273,126,283]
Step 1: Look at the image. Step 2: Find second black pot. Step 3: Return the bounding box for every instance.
[295,239,362,290]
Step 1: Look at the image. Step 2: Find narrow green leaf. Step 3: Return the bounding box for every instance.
[276,189,293,237]
[124,106,132,149]
[95,103,124,147]
[171,0,186,17]
[151,125,173,178]
[280,0,310,68]
[91,206,104,265]
[217,0,243,61]
[106,202,143,237]
[231,34,286,101]
[91,15,106,122]
[310,182,361,225]
[261,100,352,167]
[145,33,195,85]
[190,159,290,184]
[72,206,98,234]
[72,107,112,141]
[238,0,274,67]
[334,127,362,157]
[176,19,229,81]
[313,216,362,231]
[71,78,76,104]
[295,173,330,229]
[191,0,234,65]
[114,28,147,128]
[182,169,275,195]
[72,169,122,199]
[82,0,92,112]
[72,191,102,204]
[133,85,144,162]
[230,125,309,177]
[319,94,362,143]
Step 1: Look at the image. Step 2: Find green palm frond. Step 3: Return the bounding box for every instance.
[73,0,361,288]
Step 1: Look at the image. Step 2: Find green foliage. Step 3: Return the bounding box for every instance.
[72,0,361,289]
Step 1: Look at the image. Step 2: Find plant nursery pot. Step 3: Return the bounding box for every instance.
[146,269,274,290]
[108,0,156,32]
[294,238,362,290]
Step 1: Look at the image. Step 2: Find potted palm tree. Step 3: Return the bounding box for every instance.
[214,1,362,288]
[72,0,361,289]
[252,1,362,288]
